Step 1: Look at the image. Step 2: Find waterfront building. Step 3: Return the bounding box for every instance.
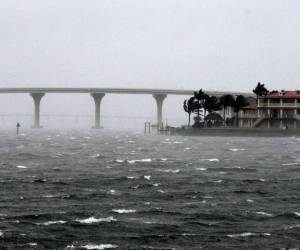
[239,90,300,129]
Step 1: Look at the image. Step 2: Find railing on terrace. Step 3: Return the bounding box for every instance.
[258,103,300,108]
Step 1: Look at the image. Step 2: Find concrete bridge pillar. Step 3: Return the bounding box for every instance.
[91,93,105,129]
[153,94,167,129]
[31,93,45,128]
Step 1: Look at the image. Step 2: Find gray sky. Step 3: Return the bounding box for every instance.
[0,0,299,91]
[0,0,299,129]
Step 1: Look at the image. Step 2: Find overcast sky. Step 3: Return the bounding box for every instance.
[0,0,299,92]
[0,0,299,129]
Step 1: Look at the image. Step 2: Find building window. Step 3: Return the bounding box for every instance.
[283,98,295,104]
[270,99,280,104]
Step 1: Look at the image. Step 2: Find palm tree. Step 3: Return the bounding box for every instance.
[193,89,207,122]
[253,82,268,103]
[219,94,235,126]
[183,97,196,126]
[233,95,249,127]
[204,95,221,114]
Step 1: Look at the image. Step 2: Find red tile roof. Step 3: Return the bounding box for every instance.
[241,103,257,110]
[264,90,300,98]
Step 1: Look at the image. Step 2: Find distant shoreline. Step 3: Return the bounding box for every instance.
[170,127,300,137]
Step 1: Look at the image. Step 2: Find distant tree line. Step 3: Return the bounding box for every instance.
[183,82,269,128]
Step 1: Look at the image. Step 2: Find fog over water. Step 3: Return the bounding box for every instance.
[0,0,299,129]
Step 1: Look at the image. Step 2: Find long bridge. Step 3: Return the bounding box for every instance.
[0,88,254,128]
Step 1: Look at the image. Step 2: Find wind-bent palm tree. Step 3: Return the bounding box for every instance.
[233,95,249,127]
[193,89,207,122]
[219,94,235,126]
[253,82,268,103]
[204,95,221,114]
[183,97,196,126]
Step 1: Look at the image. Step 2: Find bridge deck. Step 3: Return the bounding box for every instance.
[0,88,254,97]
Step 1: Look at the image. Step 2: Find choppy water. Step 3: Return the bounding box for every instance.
[0,130,300,249]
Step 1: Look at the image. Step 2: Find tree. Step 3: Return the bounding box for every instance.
[193,89,207,123]
[204,95,221,114]
[253,82,268,103]
[219,94,235,126]
[233,95,249,127]
[183,97,196,126]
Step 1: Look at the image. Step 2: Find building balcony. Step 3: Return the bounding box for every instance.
[258,103,300,108]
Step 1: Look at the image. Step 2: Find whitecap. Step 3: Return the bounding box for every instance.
[284,224,300,230]
[0,231,3,237]
[125,160,134,164]
[126,176,137,179]
[173,141,183,144]
[67,244,118,250]
[144,175,151,180]
[259,179,266,182]
[43,195,58,198]
[282,162,299,166]
[76,216,116,224]
[294,212,300,217]
[126,159,152,164]
[182,233,196,236]
[229,148,245,152]
[115,160,124,163]
[36,220,66,226]
[161,158,168,161]
[136,158,152,163]
[153,183,161,187]
[27,243,38,246]
[196,168,207,171]
[16,145,25,149]
[16,165,27,169]
[246,199,254,203]
[204,158,219,162]
[157,190,166,193]
[108,190,116,194]
[227,232,257,238]
[213,180,223,183]
[184,147,191,150]
[256,211,273,217]
[112,209,136,214]
[90,154,101,158]
[156,169,180,174]
[69,137,76,140]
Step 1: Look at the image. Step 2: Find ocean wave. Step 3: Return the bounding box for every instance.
[76,216,116,224]
[227,232,270,238]
[255,211,273,217]
[36,220,66,226]
[282,162,300,166]
[27,243,38,246]
[16,165,27,169]
[196,168,207,171]
[294,212,300,217]
[127,159,152,164]
[156,169,180,174]
[112,209,136,214]
[229,148,246,152]
[144,176,151,180]
[66,243,118,249]
[284,224,300,230]
[203,158,219,162]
